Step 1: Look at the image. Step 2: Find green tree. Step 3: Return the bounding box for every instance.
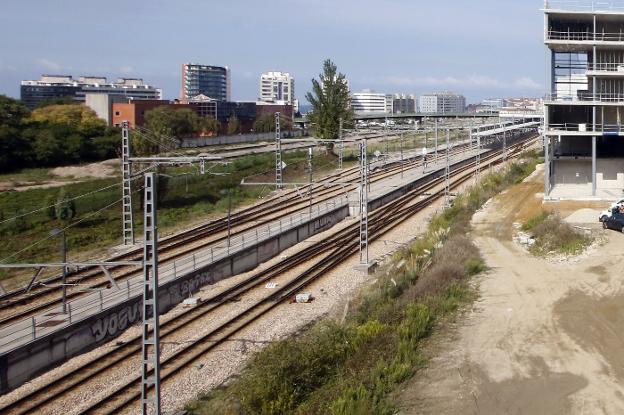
[227,115,240,135]
[133,106,200,155]
[45,194,57,220]
[0,95,29,126]
[35,96,76,108]
[55,189,76,222]
[253,114,292,133]
[199,116,220,136]
[305,59,353,141]
[29,104,107,136]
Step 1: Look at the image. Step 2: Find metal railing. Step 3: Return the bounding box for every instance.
[545,1,624,12]
[0,138,510,355]
[545,91,624,102]
[547,30,624,42]
[548,122,623,132]
[588,62,624,71]
[0,195,352,354]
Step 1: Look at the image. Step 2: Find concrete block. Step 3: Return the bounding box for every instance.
[353,262,378,274]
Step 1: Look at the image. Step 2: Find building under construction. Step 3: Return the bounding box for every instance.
[544,1,624,199]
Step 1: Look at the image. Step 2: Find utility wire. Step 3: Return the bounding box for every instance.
[0,196,126,264]
[0,182,122,226]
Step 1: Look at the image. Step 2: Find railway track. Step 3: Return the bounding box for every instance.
[0,135,537,415]
[0,141,475,328]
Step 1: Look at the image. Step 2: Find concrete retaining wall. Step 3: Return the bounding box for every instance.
[0,204,348,394]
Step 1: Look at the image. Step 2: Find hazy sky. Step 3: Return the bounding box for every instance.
[0,0,546,104]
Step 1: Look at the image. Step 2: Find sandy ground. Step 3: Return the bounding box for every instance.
[0,160,118,192]
[396,166,624,414]
[50,159,118,179]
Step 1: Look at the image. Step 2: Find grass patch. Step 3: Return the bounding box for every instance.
[523,210,593,255]
[185,150,542,414]
[0,150,340,289]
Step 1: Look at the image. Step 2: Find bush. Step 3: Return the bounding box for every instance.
[521,210,548,231]
[524,211,592,255]
[234,322,352,415]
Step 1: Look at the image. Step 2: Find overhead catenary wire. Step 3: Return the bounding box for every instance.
[133,126,190,159]
[0,188,140,265]
[0,182,124,226]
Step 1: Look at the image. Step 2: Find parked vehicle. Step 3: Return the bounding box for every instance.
[603,211,624,232]
[599,199,624,222]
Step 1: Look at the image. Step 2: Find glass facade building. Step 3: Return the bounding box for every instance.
[20,75,162,109]
[181,64,230,102]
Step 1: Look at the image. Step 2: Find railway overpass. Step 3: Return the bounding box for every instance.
[295,111,541,128]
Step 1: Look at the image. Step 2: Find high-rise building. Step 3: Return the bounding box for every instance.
[418,92,466,114]
[543,1,624,198]
[20,75,162,109]
[390,93,417,114]
[351,90,387,114]
[259,71,295,108]
[181,63,230,102]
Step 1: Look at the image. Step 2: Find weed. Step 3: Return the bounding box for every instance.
[524,211,593,255]
[185,151,540,414]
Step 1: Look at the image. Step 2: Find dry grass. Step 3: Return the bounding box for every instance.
[523,211,593,255]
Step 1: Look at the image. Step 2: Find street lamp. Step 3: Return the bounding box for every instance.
[49,228,67,314]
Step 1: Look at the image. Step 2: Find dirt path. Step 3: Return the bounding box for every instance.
[396,166,624,415]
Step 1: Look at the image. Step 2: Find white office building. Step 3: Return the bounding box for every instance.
[259,71,296,108]
[419,92,466,114]
[351,89,387,114]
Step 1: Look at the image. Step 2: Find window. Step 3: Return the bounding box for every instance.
[115,111,120,116]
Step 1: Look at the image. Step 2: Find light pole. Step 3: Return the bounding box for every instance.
[50,229,67,314]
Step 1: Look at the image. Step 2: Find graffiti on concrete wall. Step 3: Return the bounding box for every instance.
[91,302,141,342]
[167,272,216,299]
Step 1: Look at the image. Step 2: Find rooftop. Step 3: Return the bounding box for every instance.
[544,1,624,13]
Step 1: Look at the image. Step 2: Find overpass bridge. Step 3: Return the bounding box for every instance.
[295,111,542,127]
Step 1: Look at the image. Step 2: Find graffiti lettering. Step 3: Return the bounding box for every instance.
[90,302,142,342]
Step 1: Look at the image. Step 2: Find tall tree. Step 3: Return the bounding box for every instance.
[0,95,29,126]
[132,106,200,155]
[253,114,292,133]
[199,116,220,136]
[29,104,107,136]
[305,59,353,141]
[227,115,241,135]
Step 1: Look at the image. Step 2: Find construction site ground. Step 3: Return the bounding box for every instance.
[396,165,624,414]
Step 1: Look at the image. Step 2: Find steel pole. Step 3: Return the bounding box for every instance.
[61,232,67,314]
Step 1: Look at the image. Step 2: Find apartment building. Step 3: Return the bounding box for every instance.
[390,93,417,114]
[351,90,387,114]
[259,71,296,111]
[543,0,624,198]
[20,75,162,109]
[419,92,466,114]
[181,63,230,102]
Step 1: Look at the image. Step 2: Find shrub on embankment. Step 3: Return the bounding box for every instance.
[522,210,593,256]
[185,150,542,415]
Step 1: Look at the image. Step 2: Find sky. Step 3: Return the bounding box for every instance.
[0,0,546,105]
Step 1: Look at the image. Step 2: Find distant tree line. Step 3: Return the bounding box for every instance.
[253,113,293,133]
[131,106,220,156]
[0,95,121,173]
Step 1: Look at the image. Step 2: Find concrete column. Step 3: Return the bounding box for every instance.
[592,136,597,196]
[592,16,597,198]
[544,135,550,196]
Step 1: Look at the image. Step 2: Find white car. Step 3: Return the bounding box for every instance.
[599,199,624,222]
